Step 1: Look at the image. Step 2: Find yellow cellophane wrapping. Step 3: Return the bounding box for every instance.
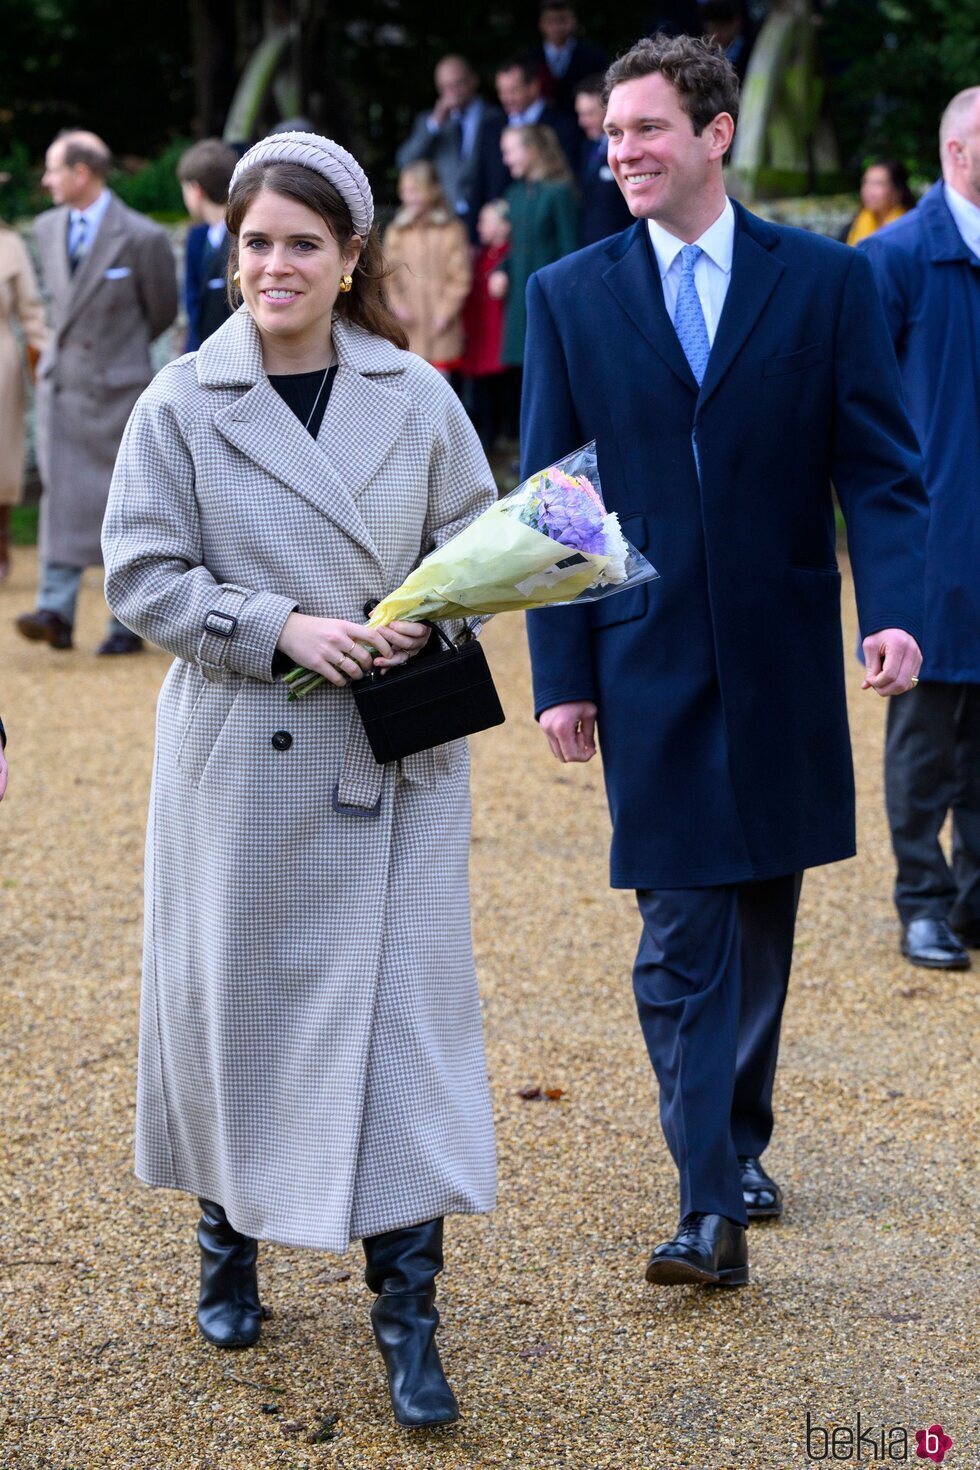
[367,502,609,627]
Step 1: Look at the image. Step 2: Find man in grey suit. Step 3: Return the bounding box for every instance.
[16,130,178,655]
[396,56,508,240]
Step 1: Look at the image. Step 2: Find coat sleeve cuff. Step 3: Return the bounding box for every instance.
[196,586,298,683]
[533,687,599,720]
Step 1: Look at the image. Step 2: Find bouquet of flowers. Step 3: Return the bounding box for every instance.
[284,441,657,699]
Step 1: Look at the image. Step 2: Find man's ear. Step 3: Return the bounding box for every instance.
[708,111,736,160]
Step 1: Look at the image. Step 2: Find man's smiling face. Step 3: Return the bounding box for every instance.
[605,72,720,235]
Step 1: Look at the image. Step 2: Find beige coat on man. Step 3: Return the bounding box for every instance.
[383,208,472,364]
[34,192,177,566]
[0,227,48,504]
[102,309,498,1250]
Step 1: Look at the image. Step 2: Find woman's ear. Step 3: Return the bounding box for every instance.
[345,234,364,273]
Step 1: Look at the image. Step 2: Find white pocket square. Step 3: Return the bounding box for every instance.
[104,266,132,279]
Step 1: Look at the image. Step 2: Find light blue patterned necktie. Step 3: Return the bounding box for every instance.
[674,243,710,385]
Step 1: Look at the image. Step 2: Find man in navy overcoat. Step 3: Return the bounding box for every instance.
[860,87,980,972]
[523,35,928,1286]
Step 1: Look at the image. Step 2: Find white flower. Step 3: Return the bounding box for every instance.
[599,512,629,585]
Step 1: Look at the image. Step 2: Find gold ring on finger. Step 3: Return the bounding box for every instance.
[910,676,919,687]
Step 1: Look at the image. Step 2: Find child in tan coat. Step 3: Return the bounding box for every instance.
[383,162,472,375]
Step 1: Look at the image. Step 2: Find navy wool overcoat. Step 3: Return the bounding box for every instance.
[860,182,980,683]
[524,205,928,889]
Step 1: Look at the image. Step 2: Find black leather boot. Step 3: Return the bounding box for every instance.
[197,1198,264,1348]
[362,1218,459,1427]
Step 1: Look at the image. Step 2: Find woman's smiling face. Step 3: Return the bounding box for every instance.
[238,187,360,349]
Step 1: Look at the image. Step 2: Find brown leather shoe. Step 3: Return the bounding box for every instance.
[15,609,73,649]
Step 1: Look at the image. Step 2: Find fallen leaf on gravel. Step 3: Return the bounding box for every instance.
[543,1087,565,1100]
[259,1403,281,1414]
[317,1268,351,1284]
[280,1420,306,1436]
[517,1085,541,1099]
[308,1411,341,1443]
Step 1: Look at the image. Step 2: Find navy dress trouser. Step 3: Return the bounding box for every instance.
[633,874,803,1226]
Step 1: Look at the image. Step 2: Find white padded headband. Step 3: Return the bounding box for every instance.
[230,131,374,235]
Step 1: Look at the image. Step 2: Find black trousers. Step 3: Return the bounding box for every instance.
[884,680,980,926]
[633,874,803,1226]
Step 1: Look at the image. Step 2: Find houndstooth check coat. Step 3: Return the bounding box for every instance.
[102,307,498,1250]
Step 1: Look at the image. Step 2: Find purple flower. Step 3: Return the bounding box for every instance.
[533,481,606,554]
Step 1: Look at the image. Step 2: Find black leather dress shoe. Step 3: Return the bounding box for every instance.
[900,917,970,970]
[738,1156,783,1220]
[645,1213,748,1286]
[96,632,144,656]
[15,608,73,649]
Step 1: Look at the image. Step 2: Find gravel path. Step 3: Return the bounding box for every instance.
[1,550,975,1469]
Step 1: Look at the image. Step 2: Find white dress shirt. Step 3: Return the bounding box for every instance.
[647,198,735,347]
[943,182,980,258]
[509,97,546,128]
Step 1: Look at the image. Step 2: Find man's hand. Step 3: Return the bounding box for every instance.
[539,701,598,763]
[861,628,922,696]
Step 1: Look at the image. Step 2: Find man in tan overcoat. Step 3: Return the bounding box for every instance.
[15,130,177,654]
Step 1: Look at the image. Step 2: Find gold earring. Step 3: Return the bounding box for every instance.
[233,270,241,283]
[338,273,353,294]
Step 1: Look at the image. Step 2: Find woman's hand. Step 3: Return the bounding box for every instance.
[276,615,394,687]
[487,271,509,300]
[372,620,431,672]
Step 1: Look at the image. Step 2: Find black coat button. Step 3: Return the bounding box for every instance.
[271,730,293,751]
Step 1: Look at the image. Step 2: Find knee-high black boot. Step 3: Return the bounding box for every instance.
[197,1198,264,1349]
[362,1217,459,1427]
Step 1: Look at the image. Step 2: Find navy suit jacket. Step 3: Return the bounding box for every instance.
[860,183,980,682]
[578,137,633,246]
[523,206,928,888]
[184,224,232,352]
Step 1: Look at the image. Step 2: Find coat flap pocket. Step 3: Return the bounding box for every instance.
[591,512,649,629]
[763,342,825,377]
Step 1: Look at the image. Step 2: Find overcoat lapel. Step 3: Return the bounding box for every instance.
[207,311,408,567]
[697,205,784,408]
[59,194,128,335]
[41,207,72,311]
[602,222,698,392]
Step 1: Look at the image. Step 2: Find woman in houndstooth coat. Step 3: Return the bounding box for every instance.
[102,133,496,1428]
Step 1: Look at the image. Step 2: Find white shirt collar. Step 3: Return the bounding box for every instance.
[943,182,980,257]
[647,197,735,278]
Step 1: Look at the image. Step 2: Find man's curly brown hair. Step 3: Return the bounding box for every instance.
[602,34,740,136]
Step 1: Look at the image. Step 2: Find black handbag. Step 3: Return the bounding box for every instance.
[351,623,505,764]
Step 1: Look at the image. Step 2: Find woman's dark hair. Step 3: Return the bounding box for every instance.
[225,161,409,350]
[864,158,916,211]
[602,34,740,135]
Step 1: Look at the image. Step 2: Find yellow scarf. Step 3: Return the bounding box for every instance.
[846,206,908,247]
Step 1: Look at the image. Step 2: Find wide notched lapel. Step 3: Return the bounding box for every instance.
[60,194,127,335]
[601,222,699,393]
[315,358,411,507]
[41,207,72,316]
[208,312,409,566]
[697,205,784,409]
